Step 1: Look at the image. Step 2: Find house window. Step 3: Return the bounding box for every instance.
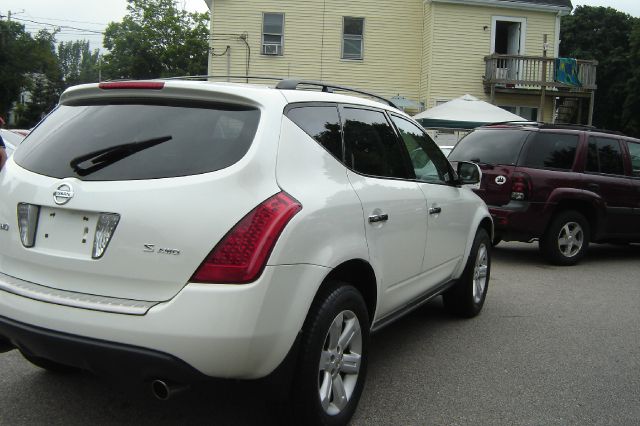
[342,17,364,60]
[262,13,284,56]
[498,105,538,121]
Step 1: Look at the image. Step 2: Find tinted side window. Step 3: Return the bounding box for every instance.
[342,108,410,179]
[519,133,578,170]
[448,129,529,165]
[586,137,624,175]
[390,115,452,184]
[14,102,260,181]
[626,141,640,177]
[287,106,342,159]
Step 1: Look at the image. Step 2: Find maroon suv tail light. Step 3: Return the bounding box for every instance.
[190,192,302,284]
[510,172,532,201]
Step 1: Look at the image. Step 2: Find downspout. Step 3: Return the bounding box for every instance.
[204,0,214,76]
[554,11,561,58]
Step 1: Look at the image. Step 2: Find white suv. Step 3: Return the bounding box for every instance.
[0,79,491,425]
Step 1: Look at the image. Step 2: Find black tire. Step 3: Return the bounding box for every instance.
[20,351,79,374]
[292,282,370,426]
[539,210,590,266]
[492,234,502,247]
[443,228,491,318]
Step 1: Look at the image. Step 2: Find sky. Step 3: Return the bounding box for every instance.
[0,0,638,50]
[0,0,210,49]
[573,0,640,17]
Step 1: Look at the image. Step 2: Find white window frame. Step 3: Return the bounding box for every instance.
[490,16,527,55]
[342,17,365,60]
[262,12,284,56]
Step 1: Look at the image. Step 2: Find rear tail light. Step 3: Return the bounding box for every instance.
[191,192,302,284]
[92,213,121,259]
[17,203,40,248]
[510,172,532,201]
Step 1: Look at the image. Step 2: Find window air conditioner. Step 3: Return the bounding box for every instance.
[263,43,282,55]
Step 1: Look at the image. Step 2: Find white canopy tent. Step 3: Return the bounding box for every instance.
[413,94,526,129]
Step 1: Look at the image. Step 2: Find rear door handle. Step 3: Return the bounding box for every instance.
[587,183,599,192]
[368,213,389,223]
[429,207,442,215]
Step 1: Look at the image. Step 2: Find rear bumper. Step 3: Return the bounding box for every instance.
[0,315,208,383]
[0,263,329,380]
[489,201,551,241]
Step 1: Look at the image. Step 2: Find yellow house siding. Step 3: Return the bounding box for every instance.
[208,0,563,118]
[420,3,434,104]
[209,0,424,102]
[494,93,554,122]
[426,2,559,110]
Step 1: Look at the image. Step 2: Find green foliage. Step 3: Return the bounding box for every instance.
[0,21,62,127]
[560,6,639,136]
[102,0,209,79]
[623,22,640,137]
[58,40,101,86]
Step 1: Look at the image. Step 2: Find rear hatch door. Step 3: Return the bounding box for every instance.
[0,86,281,301]
[449,128,531,206]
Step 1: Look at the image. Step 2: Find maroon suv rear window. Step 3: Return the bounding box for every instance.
[449,129,529,166]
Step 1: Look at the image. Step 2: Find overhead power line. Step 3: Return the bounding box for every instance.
[10,16,104,34]
[23,15,107,26]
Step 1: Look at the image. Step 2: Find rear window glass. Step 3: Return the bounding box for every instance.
[519,132,578,170]
[287,106,342,159]
[586,137,624,175]
[626,141,640,177]
[342,108,410,179]
[448,129,529,166]
[14,102,260,181]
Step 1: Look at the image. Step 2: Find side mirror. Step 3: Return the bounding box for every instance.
[456,161,482,187]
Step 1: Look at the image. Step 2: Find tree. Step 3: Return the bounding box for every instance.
[102,0,209,79]
[16,30,62,127]
[560,6,638,132]
[0,20,37,121]
[623,21,640,137]
[58,40,101,87]
[0,21,61,126]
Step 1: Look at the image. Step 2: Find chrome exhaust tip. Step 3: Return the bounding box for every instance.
[151,379,189,401]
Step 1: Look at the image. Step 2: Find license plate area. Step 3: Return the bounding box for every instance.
[35,207,99,258]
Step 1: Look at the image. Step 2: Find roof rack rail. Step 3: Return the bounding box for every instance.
[275,79,398,109]
[483,121,627,136]
[163,75,285,83]
[485,120,539,126]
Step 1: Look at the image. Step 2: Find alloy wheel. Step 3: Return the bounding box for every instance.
[557,221,584,258]
[472,243,489,304]
[317,310,363,415]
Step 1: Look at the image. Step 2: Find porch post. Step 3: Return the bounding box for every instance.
[538,34,548,122]
[588,91,595,126]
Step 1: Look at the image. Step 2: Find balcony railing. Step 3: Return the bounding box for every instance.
[484,54,597,92]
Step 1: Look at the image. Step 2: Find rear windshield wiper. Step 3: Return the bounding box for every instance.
[70,135,173,176]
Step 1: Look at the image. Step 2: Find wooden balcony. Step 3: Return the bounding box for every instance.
[484,54,598,124]
[484,54,598,93]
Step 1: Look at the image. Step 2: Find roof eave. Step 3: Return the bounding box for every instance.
[426,0,572,15]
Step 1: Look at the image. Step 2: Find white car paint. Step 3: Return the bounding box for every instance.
[0,80,491,379]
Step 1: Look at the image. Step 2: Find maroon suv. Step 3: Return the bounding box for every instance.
[449,124,640,265]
